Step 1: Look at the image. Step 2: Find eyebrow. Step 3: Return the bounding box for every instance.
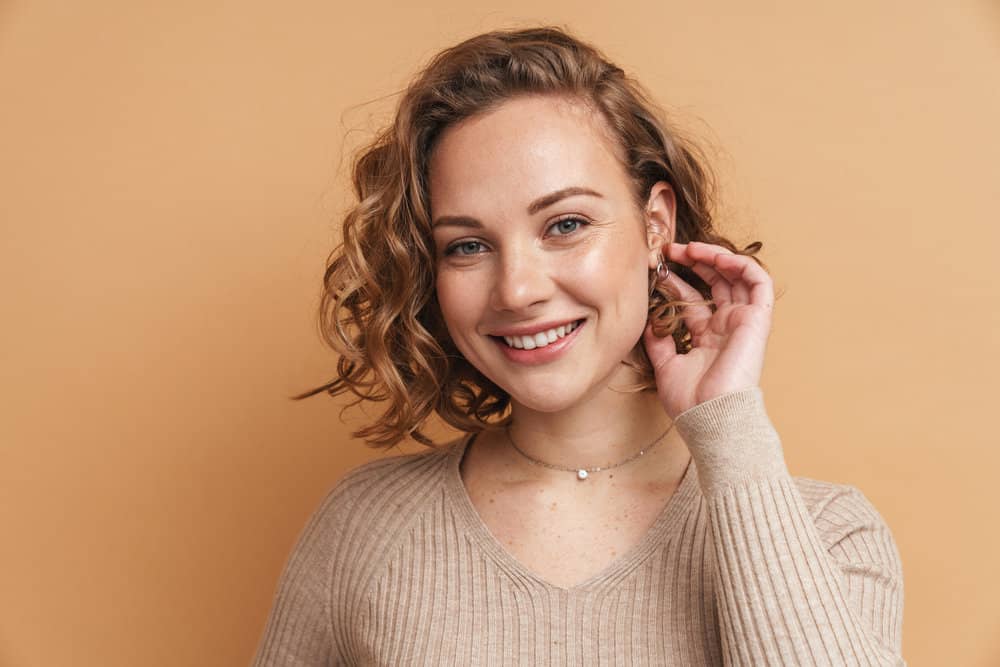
[431,186,604,228]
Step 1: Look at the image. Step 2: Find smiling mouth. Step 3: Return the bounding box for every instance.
[493,319,585,350]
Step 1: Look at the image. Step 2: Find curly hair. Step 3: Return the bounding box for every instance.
[293,25,767,448]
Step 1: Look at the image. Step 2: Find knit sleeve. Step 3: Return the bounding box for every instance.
[673,387,906,666]
[249,478,358,666]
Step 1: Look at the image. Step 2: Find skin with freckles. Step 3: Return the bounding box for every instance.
[427,94,775,588]
[429,94,665,421]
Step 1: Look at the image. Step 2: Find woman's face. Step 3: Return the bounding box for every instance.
[428,94,674,413]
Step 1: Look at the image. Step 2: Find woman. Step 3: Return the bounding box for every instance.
[252,26,905,665]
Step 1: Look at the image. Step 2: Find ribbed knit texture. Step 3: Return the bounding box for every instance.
[251,387,905,665]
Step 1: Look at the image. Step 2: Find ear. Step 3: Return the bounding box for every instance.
[644,181,676,269]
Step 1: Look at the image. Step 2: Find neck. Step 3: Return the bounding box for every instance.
[502,364,681,479]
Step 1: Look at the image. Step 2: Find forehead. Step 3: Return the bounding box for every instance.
[427,95,629,219]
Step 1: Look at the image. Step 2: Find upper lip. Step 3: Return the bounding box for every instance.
[489,318,583,337]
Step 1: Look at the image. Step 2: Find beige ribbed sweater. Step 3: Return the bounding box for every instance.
[251,387,905,665]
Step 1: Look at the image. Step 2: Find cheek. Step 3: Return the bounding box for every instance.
[565,231,649,303]
[434,275,459,323]
[435,272,480,336]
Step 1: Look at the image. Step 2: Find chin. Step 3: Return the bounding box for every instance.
[497,370,611,414]
[506,390,581,414]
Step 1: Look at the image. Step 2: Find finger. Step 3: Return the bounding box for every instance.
[685,259,733,305]
[658,268,713,333]
[665,241,733,272]
[642,320,677,372]
[656,251,708,302]
[665,243,733,305]
[720,258,751,304]
[711,252,774,309]
[683,240,734,255]
[682,242,768,307]
[732,280,750,305]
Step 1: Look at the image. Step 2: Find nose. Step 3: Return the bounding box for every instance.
[488,246,555,313]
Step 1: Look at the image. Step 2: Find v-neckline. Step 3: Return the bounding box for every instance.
[443,431,700,593]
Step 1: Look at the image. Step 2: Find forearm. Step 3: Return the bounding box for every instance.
[675,387,905,666]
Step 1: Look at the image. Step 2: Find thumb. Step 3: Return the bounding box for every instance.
[642,320,677,374]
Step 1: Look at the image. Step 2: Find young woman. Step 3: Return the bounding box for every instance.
[252,26,905,666]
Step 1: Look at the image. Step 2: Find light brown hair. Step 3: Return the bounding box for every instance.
[294,25,766,448]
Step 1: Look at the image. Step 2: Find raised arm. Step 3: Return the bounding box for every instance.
[675,387,906,666]
[642,239,905,664]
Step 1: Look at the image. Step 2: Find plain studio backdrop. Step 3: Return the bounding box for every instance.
[1,1,997,665]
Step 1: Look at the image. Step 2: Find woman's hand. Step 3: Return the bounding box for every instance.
[642,241,774,419]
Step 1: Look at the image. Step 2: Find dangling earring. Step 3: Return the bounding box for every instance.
[649,256,671,296]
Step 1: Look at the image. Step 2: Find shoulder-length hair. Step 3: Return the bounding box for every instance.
[294,25,766,448]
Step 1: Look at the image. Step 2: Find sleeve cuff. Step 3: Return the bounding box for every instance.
[673,386,788,496]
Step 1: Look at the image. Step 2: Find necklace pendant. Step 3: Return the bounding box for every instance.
[577,469,589,480]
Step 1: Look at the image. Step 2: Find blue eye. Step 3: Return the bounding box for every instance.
[550,217,587,235]
[446,240,485,256]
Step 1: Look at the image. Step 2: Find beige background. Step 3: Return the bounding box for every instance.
[2,1,997,664]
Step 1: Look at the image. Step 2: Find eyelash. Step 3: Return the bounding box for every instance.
[443,216,590,257]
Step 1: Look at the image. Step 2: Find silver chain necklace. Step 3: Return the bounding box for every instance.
[504,422,675,481]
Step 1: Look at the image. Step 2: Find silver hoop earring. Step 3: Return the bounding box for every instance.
[649,258,670,296]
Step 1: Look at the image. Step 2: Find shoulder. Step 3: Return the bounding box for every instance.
[252,441,464,663]
[313,438,461,539]
[283,438,464,609]
[791,475,903,573]
[791,475,892,536]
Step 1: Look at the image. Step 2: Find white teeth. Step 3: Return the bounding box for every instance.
[501,320,580,350]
